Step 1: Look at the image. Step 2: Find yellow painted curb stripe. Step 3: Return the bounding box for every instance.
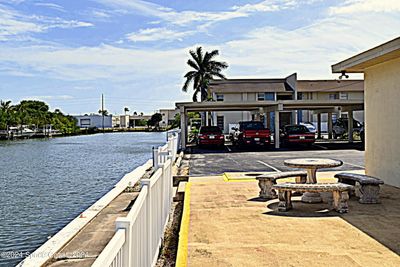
[176,182,191,267]
[223,172,256,182]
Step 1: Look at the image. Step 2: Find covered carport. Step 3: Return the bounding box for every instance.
[176,100,364,149]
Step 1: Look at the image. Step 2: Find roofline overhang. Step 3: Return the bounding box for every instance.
[332,37,400,73]
[176,100,364,112]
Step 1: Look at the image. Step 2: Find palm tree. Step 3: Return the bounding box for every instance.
[98,109,109,116]
[182,47,228,102]
[0,100,12,112]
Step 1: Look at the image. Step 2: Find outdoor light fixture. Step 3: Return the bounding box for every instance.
[339,71,349,79]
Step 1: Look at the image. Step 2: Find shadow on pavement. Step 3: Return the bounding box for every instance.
[261,185,400,254]
[187,141,364,154]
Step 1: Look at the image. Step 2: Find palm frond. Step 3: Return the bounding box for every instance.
[209,60,228,70]
[195,47,203,66]
[203,50,219,63]
[189,48,201,66]
[187,59,199,70]
[182,76,194,92]
[184,71,197,78]
[210,71,227,80]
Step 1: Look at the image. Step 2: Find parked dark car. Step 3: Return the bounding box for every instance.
[360,125,365,144]
[280,125,315,147]
[231,121,271,147]
[197,126,225,147]
[333,118,362,139]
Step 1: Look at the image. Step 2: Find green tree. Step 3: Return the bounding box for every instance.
[171,113,181,128]
[0,99,79,134]
[182,47,228,102]
[147,113,163,129]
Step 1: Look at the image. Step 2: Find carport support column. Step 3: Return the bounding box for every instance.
[348,110,354,143]
[328,112,333,139]
[274,111,280,149]
[317,113,322,139]
[180,107,187,148]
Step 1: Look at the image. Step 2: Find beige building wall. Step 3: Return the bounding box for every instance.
[364,57,400,187]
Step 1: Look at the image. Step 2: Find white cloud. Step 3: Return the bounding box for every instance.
[34,2,66,12]
[331,0,400,14]
[126,27,193,42]
[0,4,93,41]
[25,95,74,100]
[219,12,400,79]
[232,0,295,13]
[95,0,295,26]
[0,44,188,81]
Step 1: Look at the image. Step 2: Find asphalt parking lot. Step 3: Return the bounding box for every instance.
[187,142,365,176]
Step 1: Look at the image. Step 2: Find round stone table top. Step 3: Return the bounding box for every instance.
[284,158,343,169]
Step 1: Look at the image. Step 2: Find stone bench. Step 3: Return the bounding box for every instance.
[273,183,354,213]
[256,171,307,199]
[334,173,384,204]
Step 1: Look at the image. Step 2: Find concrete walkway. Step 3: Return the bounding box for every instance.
[45,192,138,267]
[181,172,400,266]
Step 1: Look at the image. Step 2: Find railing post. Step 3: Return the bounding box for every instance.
[141,179,152,267]
[115,217,131,267]
[152,147,159,169]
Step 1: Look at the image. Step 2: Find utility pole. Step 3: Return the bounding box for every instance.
[102,94,105,133]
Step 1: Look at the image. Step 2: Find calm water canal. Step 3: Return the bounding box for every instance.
[0,132,165,266]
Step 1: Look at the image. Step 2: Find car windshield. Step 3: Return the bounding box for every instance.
[241,122,264,130]
[285,125,310,134]
[337,119,362,128]
[200,126,222,134]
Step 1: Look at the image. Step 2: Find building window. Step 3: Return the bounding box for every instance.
[329,93,339,100]
[297,92,303,100]
[258,92,275,101]
[80,119,90,126]
[339,92,348,100]
[216,94,224,101]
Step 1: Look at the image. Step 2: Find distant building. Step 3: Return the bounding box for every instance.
[297,80,364,131]
[208,75,364,133]
[74,114,113,128]
[113,114,151,128]
[159,109,179,127]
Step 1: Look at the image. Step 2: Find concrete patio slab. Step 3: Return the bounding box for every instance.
[179,173,400,267]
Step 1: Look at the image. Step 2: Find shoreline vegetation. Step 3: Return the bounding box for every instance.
[0,99,171,141]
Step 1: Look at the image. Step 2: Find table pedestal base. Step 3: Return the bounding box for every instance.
[301,192,322,203]
[301,168,322,203]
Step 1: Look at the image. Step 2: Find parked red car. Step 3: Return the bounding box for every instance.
[197,126,225,147]
[231,121,271,147]
[280,125,315,147]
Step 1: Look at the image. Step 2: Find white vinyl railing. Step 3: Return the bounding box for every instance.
[153,129,180,168]
[92,130,179,267]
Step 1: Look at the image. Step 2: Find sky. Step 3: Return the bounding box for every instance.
[0,0,399,115]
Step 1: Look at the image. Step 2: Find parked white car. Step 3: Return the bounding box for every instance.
[299,122,317,133]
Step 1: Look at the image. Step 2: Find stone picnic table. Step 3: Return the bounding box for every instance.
[283,158,343,203]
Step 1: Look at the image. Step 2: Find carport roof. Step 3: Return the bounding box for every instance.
[176,99,364,112]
